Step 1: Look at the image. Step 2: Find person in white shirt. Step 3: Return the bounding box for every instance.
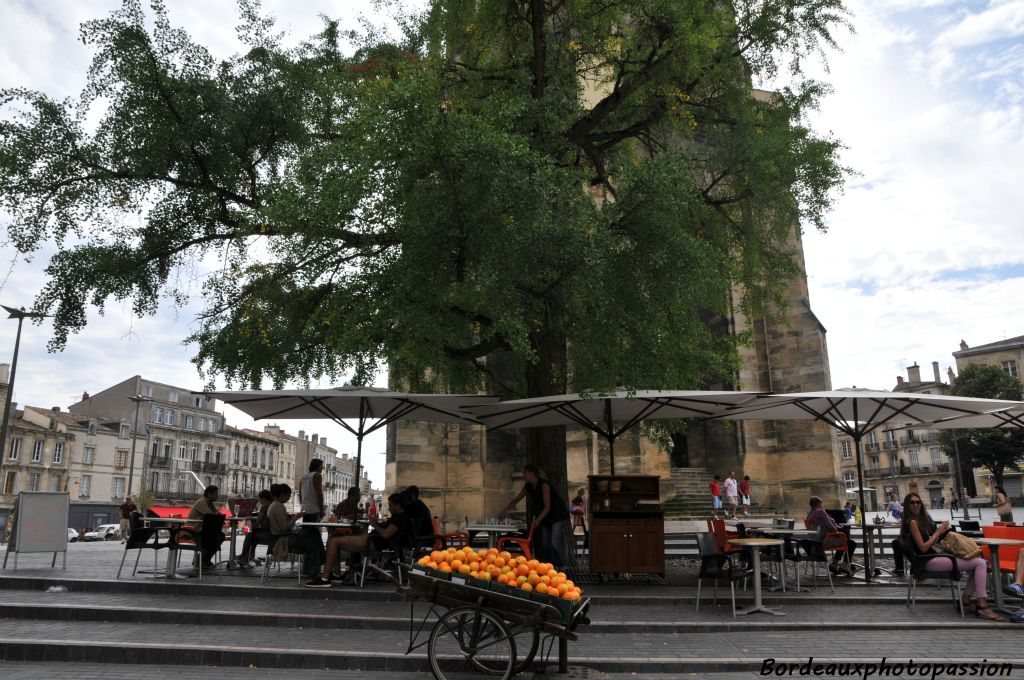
[723,472,739,519]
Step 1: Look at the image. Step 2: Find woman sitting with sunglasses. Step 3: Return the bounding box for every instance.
[900,492,1003,621]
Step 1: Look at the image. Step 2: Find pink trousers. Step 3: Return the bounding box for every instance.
[923,556,988,597]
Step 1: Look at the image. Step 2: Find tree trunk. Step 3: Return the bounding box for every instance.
[524,317,568,502]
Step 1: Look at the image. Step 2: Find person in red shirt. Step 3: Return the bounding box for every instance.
[708,475,722,519]
[739,476,752,517]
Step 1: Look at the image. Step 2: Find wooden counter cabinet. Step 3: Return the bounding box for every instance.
[588,475,664,576]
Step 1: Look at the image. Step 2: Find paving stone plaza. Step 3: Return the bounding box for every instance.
[1,529,1021,680]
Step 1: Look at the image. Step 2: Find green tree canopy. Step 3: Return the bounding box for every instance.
[0,0,850,489]
[940,363,1024,491]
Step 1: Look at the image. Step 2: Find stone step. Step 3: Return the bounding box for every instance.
[0,589,986,631]
[0,620,1017,675]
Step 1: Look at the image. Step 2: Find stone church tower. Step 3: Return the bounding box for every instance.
[386,223,839,522]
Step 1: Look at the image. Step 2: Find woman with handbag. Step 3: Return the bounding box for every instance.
[994,486,1014,523]
[901,492,1003,621]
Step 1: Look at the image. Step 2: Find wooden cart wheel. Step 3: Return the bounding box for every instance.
[502,623,539,675]
[428,606,517,680]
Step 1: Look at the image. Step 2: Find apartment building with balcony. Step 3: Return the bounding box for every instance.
[54,408,147,529]
[954,335,1024,500]
[836,362,956,509]
[224,425,281,499]
[0,403,74,533]
[69,376,231,504]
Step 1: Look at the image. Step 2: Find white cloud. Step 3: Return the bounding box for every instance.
[936,0,1024,49]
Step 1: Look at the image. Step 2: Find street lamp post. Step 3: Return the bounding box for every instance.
[951,432,970,521]
[126,395,151,499]
[0,306,48,480]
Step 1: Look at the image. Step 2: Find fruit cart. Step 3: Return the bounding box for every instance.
[399,569,591,680]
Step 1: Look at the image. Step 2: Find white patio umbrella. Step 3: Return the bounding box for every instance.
[927,409,1024,430]
[464,389,762,474]
[201,387,500,485]
[708,388,1024,581]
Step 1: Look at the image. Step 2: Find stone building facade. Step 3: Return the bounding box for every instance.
[386,223,838,523]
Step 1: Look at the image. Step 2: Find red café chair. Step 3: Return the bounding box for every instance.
[980,525,1024,580]
[822,529,852,573]
[707,517,741,554]
[497,524,534,560]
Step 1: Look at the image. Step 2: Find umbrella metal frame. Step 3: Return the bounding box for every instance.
[478,394,756,475]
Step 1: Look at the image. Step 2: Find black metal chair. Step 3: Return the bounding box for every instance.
[784,525,835,593]
[261,534,307,584]
[957,520,982,538]
[116,511,171,578]
[172,513,226,580]
[894,540,964,617]
[695,532,753,617]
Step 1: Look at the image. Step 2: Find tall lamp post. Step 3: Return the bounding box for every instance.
[0,306,48,474]
[126,395,151,499]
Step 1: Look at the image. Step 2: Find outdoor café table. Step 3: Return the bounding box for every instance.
[974,536,1024,614]
[751,527,816,592]
[728,538,786,616]
[222,516,249,569]
[855,523,900,578]
[464,524,525,549]
[141,517,193,579]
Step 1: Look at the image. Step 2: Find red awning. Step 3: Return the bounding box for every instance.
[147,505,231,519]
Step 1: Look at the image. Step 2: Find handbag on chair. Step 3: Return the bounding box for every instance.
[938,531,982,560]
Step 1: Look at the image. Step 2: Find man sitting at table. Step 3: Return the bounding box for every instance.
[805,496,857,576]
[332,487,362,523]
[187,485,226,569]
[404,485,434,539]
[306,492,413,587]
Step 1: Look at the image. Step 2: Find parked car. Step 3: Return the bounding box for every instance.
[83,524,120,542]
[66,528,79,543]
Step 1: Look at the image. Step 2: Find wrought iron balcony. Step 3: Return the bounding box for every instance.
[149,456,171,469]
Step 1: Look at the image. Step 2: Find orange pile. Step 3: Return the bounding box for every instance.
[417,547,582,601]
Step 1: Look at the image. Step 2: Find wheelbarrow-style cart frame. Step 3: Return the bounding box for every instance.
[399,571,591,680]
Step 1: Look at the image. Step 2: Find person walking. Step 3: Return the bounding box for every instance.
[994,485,1014,523]
[724,472,739,519]
[708,475,722,519]
[739,475,752,516]
[117,496,138,544]
[500,464,570,569]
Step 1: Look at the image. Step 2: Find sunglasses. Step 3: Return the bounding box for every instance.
[908,500,922,505]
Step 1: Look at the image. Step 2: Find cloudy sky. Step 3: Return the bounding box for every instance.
[1,0,1023,488]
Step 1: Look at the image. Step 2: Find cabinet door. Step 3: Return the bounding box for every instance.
[627,525,665,573]
[590,523,630,573]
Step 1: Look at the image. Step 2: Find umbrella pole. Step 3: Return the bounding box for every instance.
[355,434,363,493]
[854,435,872,582]
[608,438,616,475]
